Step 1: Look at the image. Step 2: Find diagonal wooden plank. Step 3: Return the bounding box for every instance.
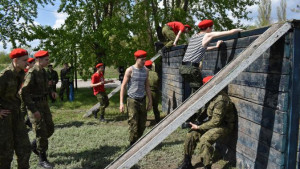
[83,52,162,118]
[105,22,292,169]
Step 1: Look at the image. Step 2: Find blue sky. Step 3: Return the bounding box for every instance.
[1,0,300,53]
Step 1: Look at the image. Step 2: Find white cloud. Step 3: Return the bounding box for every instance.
[53,12,68,29]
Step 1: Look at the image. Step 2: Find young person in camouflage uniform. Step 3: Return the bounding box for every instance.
[178,76,235,169]
[59,63,72,101]
[90,63,114,121]
[120,50,152,145]
[47,64,58,103]
[180,19,242,94]
[162,21,191,49]
[0,48,31,169]
[144,60,161,123]
[21,50,57,169]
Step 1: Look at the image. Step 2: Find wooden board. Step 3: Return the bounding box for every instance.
[231,97,288,134]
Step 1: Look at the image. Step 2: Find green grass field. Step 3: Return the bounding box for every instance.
[10,87,232,169]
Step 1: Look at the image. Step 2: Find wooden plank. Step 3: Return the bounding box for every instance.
[162,80,183,89]
[228,84,289,111]
[162,84,183,95]
[237,131,285,165]
[238,117,286,152]
[201,71,290,92]
[203,57,290,74]
[162,67,180,75]
[162,73,183,82]
[231,97,288,134]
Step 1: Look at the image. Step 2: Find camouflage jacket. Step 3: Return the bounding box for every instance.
[21,64,50,113]
[0,64,25,110]
[148,70,159,91]
[47,69,59,84]
[198,91,235,130]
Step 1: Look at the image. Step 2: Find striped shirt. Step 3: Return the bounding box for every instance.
[182,33,207,63]
[127,65,147,99]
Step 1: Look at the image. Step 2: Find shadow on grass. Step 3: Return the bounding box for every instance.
[55,121,98,129]
[154,140,183,150]
[51,145,122,169]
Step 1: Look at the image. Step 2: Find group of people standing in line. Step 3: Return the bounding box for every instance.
[0,19,242,169]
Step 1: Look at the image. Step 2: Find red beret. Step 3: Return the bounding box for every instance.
[203,76,213,84]
[34,50,49,58]
[134,50,147,58]
[184,24,191,30]
[96,63,103,68]
[144,60,153,66]
[9,48,28,59]
[27,58,35,63]
[198,20,214,29]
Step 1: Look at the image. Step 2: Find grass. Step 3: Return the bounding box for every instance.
[10,87,234,169]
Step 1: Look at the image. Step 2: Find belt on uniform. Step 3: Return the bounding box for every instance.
[182,61,199,67]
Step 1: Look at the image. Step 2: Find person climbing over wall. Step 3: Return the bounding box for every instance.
[180,19,243,95]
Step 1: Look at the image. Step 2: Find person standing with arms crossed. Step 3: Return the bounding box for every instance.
[0,48,31,169]
[90,63,114,121]
[21,50,57,169]
[120,50,152,146]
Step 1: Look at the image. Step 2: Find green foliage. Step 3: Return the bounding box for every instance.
[3,0,257,78]
[0,51,10,64]
[0,0,54,49]
[256,0,272,27]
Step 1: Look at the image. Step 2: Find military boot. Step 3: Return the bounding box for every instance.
[100,114,106,122]
[92,110,98,119]
[178,155,193,169]
[39,152,54,169]
[31,139,38,155]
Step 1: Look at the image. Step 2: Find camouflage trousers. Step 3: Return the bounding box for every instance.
[28,100,54,153]
[0,108,31,169]
[184,127,231,166]
[59,80,70,100]
[162,25,176,48]
[179,65,202,94]
[96,92,109,116]
[151,90,160,123]
[127,97,147,144]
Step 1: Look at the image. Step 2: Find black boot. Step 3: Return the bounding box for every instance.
[31,140,38,155]
[100,114,106,122]
[178,155,193,169]
[39,152,54,169]
[92,110,98,119]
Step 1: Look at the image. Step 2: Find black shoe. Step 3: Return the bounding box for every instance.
[39,152,54,169]
[178,155,193,169]
[39,161,54,169]
[100,115,107,122]
[31,140,38,155]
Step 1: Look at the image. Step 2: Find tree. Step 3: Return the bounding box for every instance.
[31,0,257,79]
[257,0,272,26]
[0,0,54,49]
[277,0,286,23]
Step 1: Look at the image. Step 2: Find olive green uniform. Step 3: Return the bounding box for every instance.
[97,92,109,116]
[179,65,202,94]
[59,67,72,101]
[183,91,235,166]
[148,70,160,123]
[162,25,176,48]
[0,64,31,169]
[21,64,54,154]
[47,69,58,102]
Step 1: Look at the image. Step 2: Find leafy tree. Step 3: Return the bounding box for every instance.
[257,0,272,26]
[277,0,286,23]
[0,0,54,49]
[30,0,257,79]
